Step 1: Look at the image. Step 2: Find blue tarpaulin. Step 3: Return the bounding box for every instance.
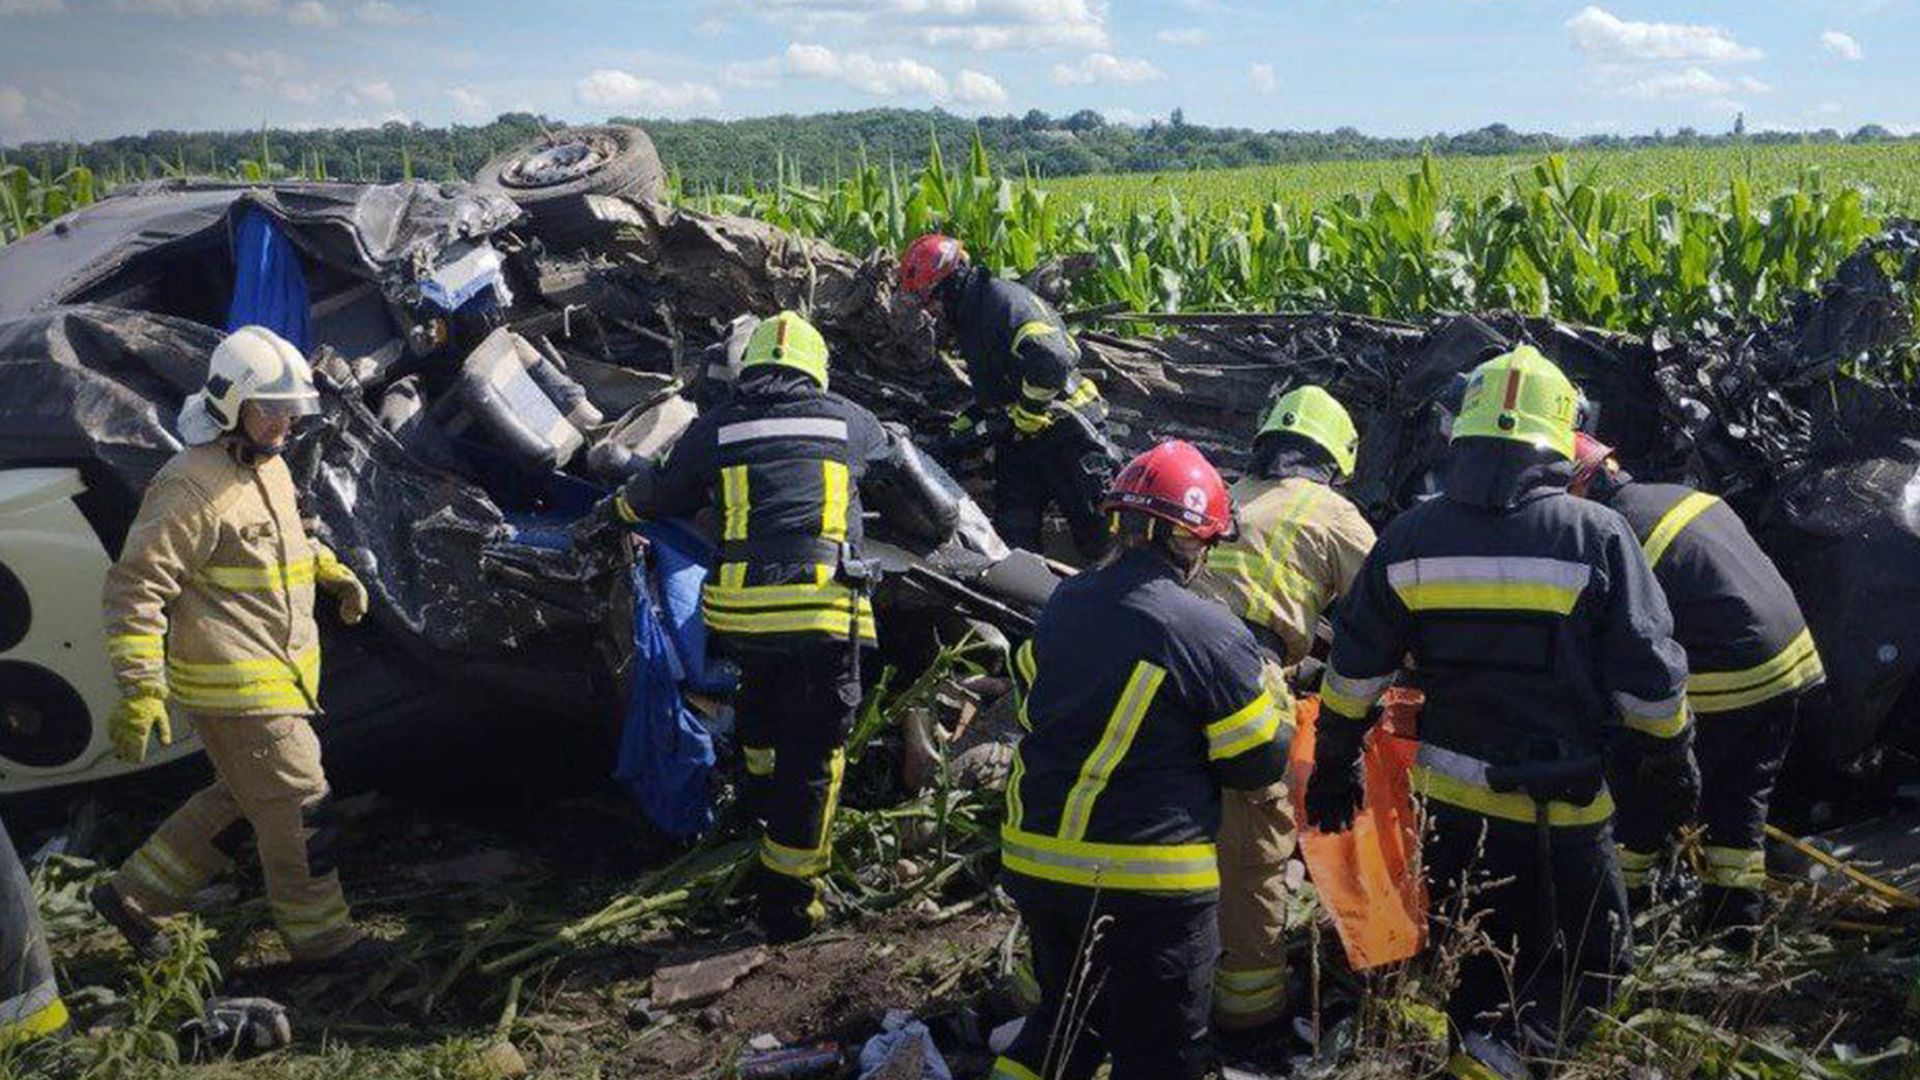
[225,207,310,351]
[640,519,737,696]
[613,560,716,839]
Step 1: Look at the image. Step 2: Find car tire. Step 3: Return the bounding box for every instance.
[474,125,665,219]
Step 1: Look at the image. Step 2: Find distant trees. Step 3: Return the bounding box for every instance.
[5,108,1915,191]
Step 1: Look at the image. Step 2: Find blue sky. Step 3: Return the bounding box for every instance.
[1,1,1915,143]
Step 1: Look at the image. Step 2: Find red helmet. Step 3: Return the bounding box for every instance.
[1102,440,1236,542]
[899,233,967,299]
[1570,431,1615,497]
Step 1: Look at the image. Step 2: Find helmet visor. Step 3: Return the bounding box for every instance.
[252,395,322,422]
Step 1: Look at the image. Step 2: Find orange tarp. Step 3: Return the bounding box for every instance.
[1287,690,1427,970]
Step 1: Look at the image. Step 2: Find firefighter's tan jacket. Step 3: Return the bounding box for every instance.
[1195,474,1377,664]
[103,440,342,715]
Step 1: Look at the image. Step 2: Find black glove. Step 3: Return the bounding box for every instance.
[1304,716,1368,833]
[570,494,628,551]
[1613,730,1701,842]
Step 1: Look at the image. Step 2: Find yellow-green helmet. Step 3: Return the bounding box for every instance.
[1451,345,1579,460]
[741,311,830,389]
[1258,385,1359,479]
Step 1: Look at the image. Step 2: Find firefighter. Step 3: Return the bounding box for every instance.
[1,816,66,1047]
[599,311,908,944]
[90,326,384,971]
[1305,347,1697,1077]
[1190,385,1375,1032]
[896,233,1119,560]
[992,440,1293,1080]
[1570,434,1822,938]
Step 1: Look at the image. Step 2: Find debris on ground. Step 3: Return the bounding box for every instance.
[649,944,770,1009]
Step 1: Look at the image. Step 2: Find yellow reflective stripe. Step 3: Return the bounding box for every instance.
[721,465,750,542]
[1013,639,1036,686]
[1005,746,1027,829]
[1001,825,1219,892]
[167,648,319,710]
[613,491,641,524]
[1618,845,1659,887]
[1058,661,1164,842]
[126,842,196,899]
[195,557,317,591]
[1412,765,1615,827]
[1616,690,1690,738]
[107,633,164,659]
[1207,483,1322,625]
[1011,319,1059,354]
[816,748,846,850]
[704,608,878,639]
[1687,629,1824,713]
[1387,556,1590,615]
[1215,966,1286,1017]
[761,748,840,883]
[1013,639,1036,731]
[1321,669,1391,720]
[718,561,748,590]
[0,995,67,1046]
[273,895,352,943]
[1064,378,1101,408]
[821,460,850,543]
[1205,690,1286,761]
[1640,491,1719,568]
[165,648,320,681]
[1701,845,1767,889]
[705,578,861,609]
[1018,379,1058,404]
[990,1058,1042,1080]
[743,745,775,776]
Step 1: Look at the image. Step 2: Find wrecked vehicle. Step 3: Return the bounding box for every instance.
[2,123,1916,809]
[0,141,1047,800]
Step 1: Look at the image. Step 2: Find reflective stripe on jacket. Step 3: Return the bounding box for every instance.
[637,368,892,645]
[1004,549,1291,898]
[1195,475,1376,664]
[1603,480,1824,713]
[951,267,1104,422]
[103,441,324,715]
[1324,442,1690,825]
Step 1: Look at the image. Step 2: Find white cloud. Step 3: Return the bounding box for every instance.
[0,0,64,15]
[1737,75,1771,95]
[1613,66,1731,100]
[1249,62,1278,95]
[222,48,327,103]
[1821,30,1863,61]
[739,0,1110,52]
[287,0,335,26]
[354,0,425,25]
[761,42,949,97]
[1049,52,1162,86]
[953,68,1008,106]
[354,78,395,106]
[1157,28,1208,46]
[574,69,722,112]
[114,0,278,14]
[448,86,489,119]
[722,57,783,88]
[1566,6,1761,64]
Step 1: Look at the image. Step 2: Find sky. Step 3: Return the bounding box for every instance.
[1,0,1916,144]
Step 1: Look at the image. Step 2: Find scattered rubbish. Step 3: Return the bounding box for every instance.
[649,945,770,1009]
[178,997,292,1062]
[986,1017,1023,1055]
[856,1009,953,1080]
[738,1040,843,1078]
[475,1039,530,1079]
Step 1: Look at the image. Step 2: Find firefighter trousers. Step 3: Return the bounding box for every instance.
[1214,778,1296,1030]
[1616,694,1798,933]
[1,816,65,1045]
[991,886,1218,1080]
[734,638,859,942]
[1424,805,1629,1059]
[112,713,360,962]
[992,420,1118,561]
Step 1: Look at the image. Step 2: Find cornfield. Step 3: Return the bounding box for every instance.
[696,136,1903,336]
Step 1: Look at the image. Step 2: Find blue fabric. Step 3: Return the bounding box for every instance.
[614,560,716,840]
[226,207,310,351]
[857,1012,953,1080]
[639,519,737,695]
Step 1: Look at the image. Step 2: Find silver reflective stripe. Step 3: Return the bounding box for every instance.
[1324,670,1393,702]
[1614,690,1685,720]
[1415,743,1493,788]
[1386,556,1592,591]
[0,980,56,1026]
[1002,835,1217,880]
[717,417,849,445]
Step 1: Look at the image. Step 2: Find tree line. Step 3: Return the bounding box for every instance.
[3,108,1910,191]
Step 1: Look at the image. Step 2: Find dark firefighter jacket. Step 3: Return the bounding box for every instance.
[624,368,896,646]
[1596,475,1824,714]
[949,267,1103,426]
[1323,441,1692,827]
[1002,548,1292,903]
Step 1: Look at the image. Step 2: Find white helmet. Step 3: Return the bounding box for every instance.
[178,326,320,446]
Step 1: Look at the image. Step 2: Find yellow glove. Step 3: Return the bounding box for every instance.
[1008,401,1057,436]
[109,689,171,764]
[315,550,369,626]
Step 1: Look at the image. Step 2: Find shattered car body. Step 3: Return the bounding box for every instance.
[2,150,1916,799]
